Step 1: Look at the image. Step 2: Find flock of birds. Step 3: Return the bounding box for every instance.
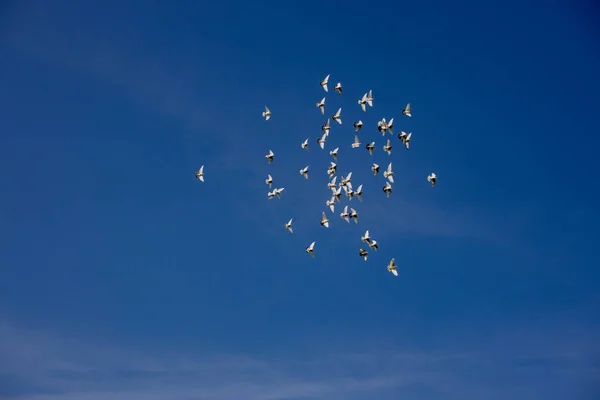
[195,74,438,278]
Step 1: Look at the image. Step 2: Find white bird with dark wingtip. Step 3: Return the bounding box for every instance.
[320,74,330,92]
[368,239,379,251]
[273,187,284,199]
[331,186,342,202]
[265,174,273,188]
[262,106,271,120]
[361,230,371,243]
[383,163,394,183]
[365,141,375,155]
[382,181,392,197]
[358,92,368,112]
[321,118,331,136]
[366,90,374,107]
[326,196,335,213]
[327,176,337,189]
[359,248,368,261]
[284,218,293,233]
[371,163,380,176]
[398,131,412,150]
[327,162,337,178]
[387,258,398,276]
[340,172,352,187]
[332,108,342,125]
[344,182,354,201]
[383,139,392,156]
[318,132,328,150]
[316,97,326,115]
[301,138,309,151]
[329,147,339,161]
[427,172,437,187]
[349,207,358,223]
[195,165,204,182]
[265,150,274,163]
[351,135,361,149]
[355,184,363,202]
[320,212,329,228]
[334,82,342,94]
[306,241,316,258]
[340,205,350,223]
[353,120,363,132]
[402,103,411,117]
[300,166,309,180]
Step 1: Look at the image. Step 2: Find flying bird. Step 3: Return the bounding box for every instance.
[318,132,328,150]
[262,106,271,121]
[284,218,293,233]
[265,174,273,187]
[353,120,363,132]
[382,181,392,197]
[349,207,358,223]
[300,166,309,179]
[316,97,326,115]
[320,74,330,92]
[326,196,336,213]
[321,118,331,136]
[351,135,361,149]
[344,182,354,201]
[268,191,275,200]
[195,165,204,182]
[306,241,316,258]
[334,82,343,94]
[427,172,437,187]
[265,150,274,163]
[387,258,398,276]
[368,239,379,251]
[273,187,284,199]
[359,248,368,261]
[320,212,330,228]
[327,175,337,189]
[361,230,371,243]
[340,172,352,187]
[340,205,350,223]
[355,184,363,202]
[371,163,380,176]
[398,131,412,150]
[365,141,375,155]
[327,162,337,178]
[383,163,394,183]
[301,138,309,151]
[402,103,411,117]
[331,186,342,202]
[329,147,339,161]
[358,92,368,112]
[332,108,342,125]
[383,139,392,155]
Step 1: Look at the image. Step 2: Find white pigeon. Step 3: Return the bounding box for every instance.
[326,196,336,213]
[398,131,412,150]
[377,118,388,135]
[265,150,274,163]
[321,118,331,136]
[327,165,337,179]
[331,186,342,202]
[306,241,316,258]
[195,165,204,182]
[365,141,375,155]
[402,103,411,117]
[262,106,271,121]
[334,82,342,94]
[332,107,342,125]
[358,92,368,112]
[387,258,398,276]
[320,74,330,92]
[284,218,293,233]
[329,147,339,161]
[340,172,352,187]
[301,138,309,151]
[318,132,328,150]
[344,182,354,201]
[273,187,284,199]
[368,239,379,251]
[265,174,273,188]
[340,205,350,223]
[355,184,363,202]
[359,248,368,261]
[371,163,380,176]
[353,120,363,132]
[351,135,361,149]
[384,162,394,183]
[300,166,310,180]
[316,97,326,115]
[361,230,371,243]
[383,139,392,156]
[427,172,437,187]
[320,212,329,228]
[327,176,337,189]
[349,207,358,223]
[267,191,275,200]
[366,90,374,107]
[382,181,392,197]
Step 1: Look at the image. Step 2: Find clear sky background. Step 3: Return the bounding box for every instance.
[1,0,599,399]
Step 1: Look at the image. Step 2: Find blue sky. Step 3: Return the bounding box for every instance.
[1,0,599,399]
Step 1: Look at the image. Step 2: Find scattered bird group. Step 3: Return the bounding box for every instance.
[196,73,438,279]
